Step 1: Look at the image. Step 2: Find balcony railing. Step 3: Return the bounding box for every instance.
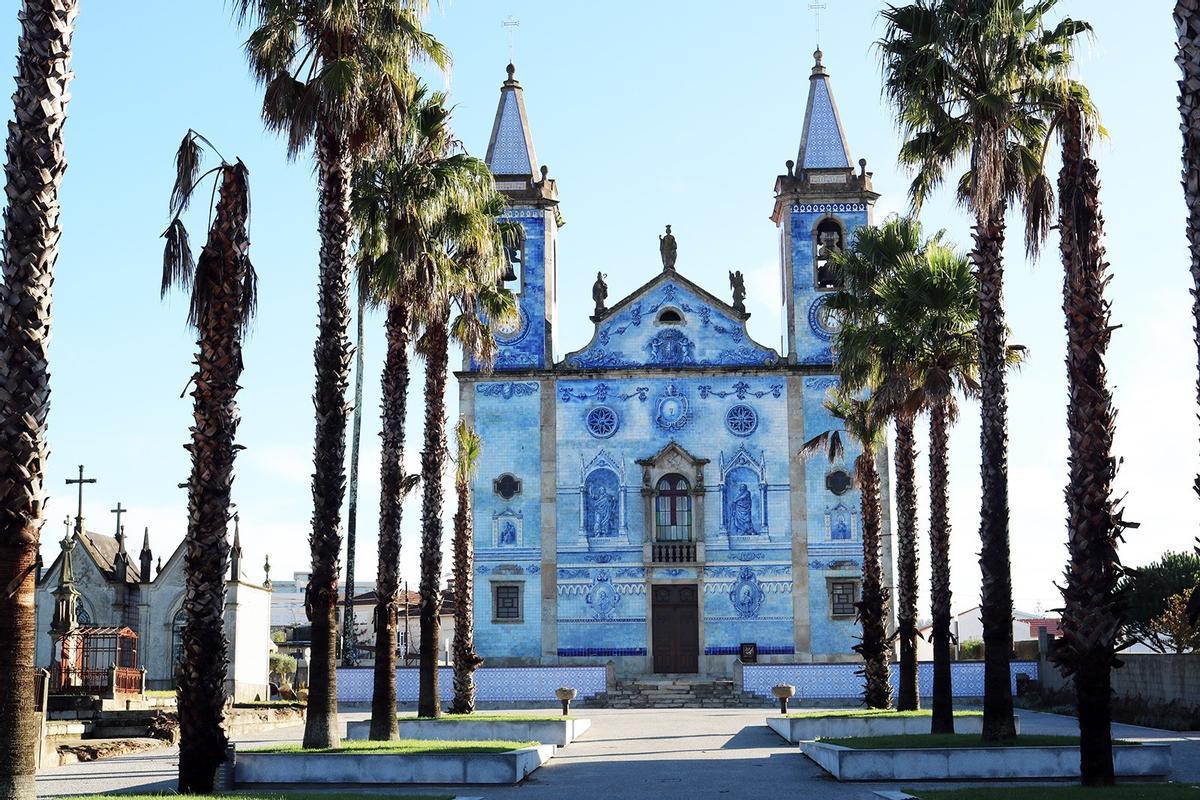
[652,541,697,563]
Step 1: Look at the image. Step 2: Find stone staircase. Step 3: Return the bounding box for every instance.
[581,676,771,709]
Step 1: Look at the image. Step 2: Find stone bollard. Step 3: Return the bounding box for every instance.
[771,684,796,715]
[555,686,578,716]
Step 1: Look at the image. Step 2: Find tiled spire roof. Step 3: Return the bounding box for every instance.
[796,49,852,172]
[485,63,539,178]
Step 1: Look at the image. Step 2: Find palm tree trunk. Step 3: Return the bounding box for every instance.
[928,398,954,734]
[370,301,411,740]
[1050,101,1122,787]
[855,445,892,709]
[893,416,919,711]
[177,164,251,793]
[451,470,482,714]
[974,202,1017,741]
[302,118,353,750]
[0,3,76,797]
[343,292,366,668]
[418,306,450,718]
[1179,1,1200,504]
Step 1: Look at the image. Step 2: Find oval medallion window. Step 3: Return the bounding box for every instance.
[826,469,853,496]
[725,404,758,437]
[586,405,619,439]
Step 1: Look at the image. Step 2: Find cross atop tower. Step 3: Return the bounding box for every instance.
[809,2,827,48]
[501,16,520,64]
[65,465,96,535]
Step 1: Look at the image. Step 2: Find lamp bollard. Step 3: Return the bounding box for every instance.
[771,684,796,715]
[555,686,577,716]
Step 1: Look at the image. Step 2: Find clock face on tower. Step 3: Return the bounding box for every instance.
[494,306,527,343]
[808,295,842,341]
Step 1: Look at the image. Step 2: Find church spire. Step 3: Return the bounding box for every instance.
[50,532,80,638]
[230,513,243,581]
[796,49,853,174]
[486,63,540,181]
[139,526,152,584]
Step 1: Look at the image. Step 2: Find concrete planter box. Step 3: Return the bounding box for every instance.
[346,717,591,747]
[767,714,1017,743]
[800,740,1171,781]
[233,744,555,786]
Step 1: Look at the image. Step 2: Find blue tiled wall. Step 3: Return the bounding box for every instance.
[788,203,869,364]
[493,207,548,371]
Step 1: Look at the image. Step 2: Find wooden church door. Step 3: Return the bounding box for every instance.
[651,584,699,674]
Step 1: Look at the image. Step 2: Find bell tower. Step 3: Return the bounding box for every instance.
[484,63,564,370]
[772,50,879,365]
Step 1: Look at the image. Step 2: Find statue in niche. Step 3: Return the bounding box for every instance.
[730,483,756,535]
[729,270,747,315]
[499,520,517,546]
[589,483,618,537]
[591,271,608,321]
[659,224,677,271]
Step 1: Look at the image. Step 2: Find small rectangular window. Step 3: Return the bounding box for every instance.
[830,581,858,617]
[493,583,522,623]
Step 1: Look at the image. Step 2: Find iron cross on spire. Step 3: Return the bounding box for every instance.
[111,501,127,543]
[809,2,827,48]
[501,16,520,65]
[65,464,96,536]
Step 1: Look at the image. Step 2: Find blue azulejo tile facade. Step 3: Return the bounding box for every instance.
[460,53,892,678]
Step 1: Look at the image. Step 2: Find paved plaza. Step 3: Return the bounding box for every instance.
[34,708,1200,799]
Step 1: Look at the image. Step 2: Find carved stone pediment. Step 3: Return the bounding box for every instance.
[636,441,709,495]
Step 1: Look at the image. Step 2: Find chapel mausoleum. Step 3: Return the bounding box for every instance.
[459,52,895,678]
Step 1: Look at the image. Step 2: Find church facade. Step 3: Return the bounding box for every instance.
[459,52,894,677]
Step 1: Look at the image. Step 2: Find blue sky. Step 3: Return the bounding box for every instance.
[5,1,1193,617]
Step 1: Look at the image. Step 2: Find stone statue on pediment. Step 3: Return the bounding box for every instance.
[659,225,677,271]
[591,271,608,320]
[730,270,747,315]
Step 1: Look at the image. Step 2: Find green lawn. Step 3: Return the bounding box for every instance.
[246,739,536,755]
[785,709,982,719]
[908,786,1200,800]
[61,794,452,800]
[820,734,1115,749]
[397,713,571,722]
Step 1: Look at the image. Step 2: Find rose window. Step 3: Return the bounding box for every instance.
[586,405,619,439]
[725,404,758,437]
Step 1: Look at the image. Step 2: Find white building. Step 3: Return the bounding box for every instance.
[36,519,273,703]
[916,605,1060,661]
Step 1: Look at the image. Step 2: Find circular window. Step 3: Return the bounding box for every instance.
[586,405,619,439]
[725,404,758,437]
[493,473,522,500]
[826,469,853,496]
[808,295,843,341]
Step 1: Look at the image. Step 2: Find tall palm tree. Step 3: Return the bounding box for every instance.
[236,0,447,749]
[0,3,77,797]
[876,244,988,734]
[450,419,484,714]
[880,0,1092,740]
[415,181,516,720]
[1178,3,1200,506]
[160,131,257,792]
[342,289,365,669]
[828,217,934,712]
[802,391,892,709]
[1048,99,1131,787]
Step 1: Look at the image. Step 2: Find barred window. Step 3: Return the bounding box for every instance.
[494,583,522,622]
[830,581,858,617]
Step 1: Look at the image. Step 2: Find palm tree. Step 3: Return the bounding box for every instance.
[415,181,516,720]
[236,0,447,749]
[160,131,257,792]
[802,390,892,709]
[876,244,988,734]
[342,289,365,669]
[450,419,484,714]
[1048,99,1131,787]
[0,3,77,797]
[827,217,934,712]
[1178,3,1200,524]
[880,0,1092,740]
